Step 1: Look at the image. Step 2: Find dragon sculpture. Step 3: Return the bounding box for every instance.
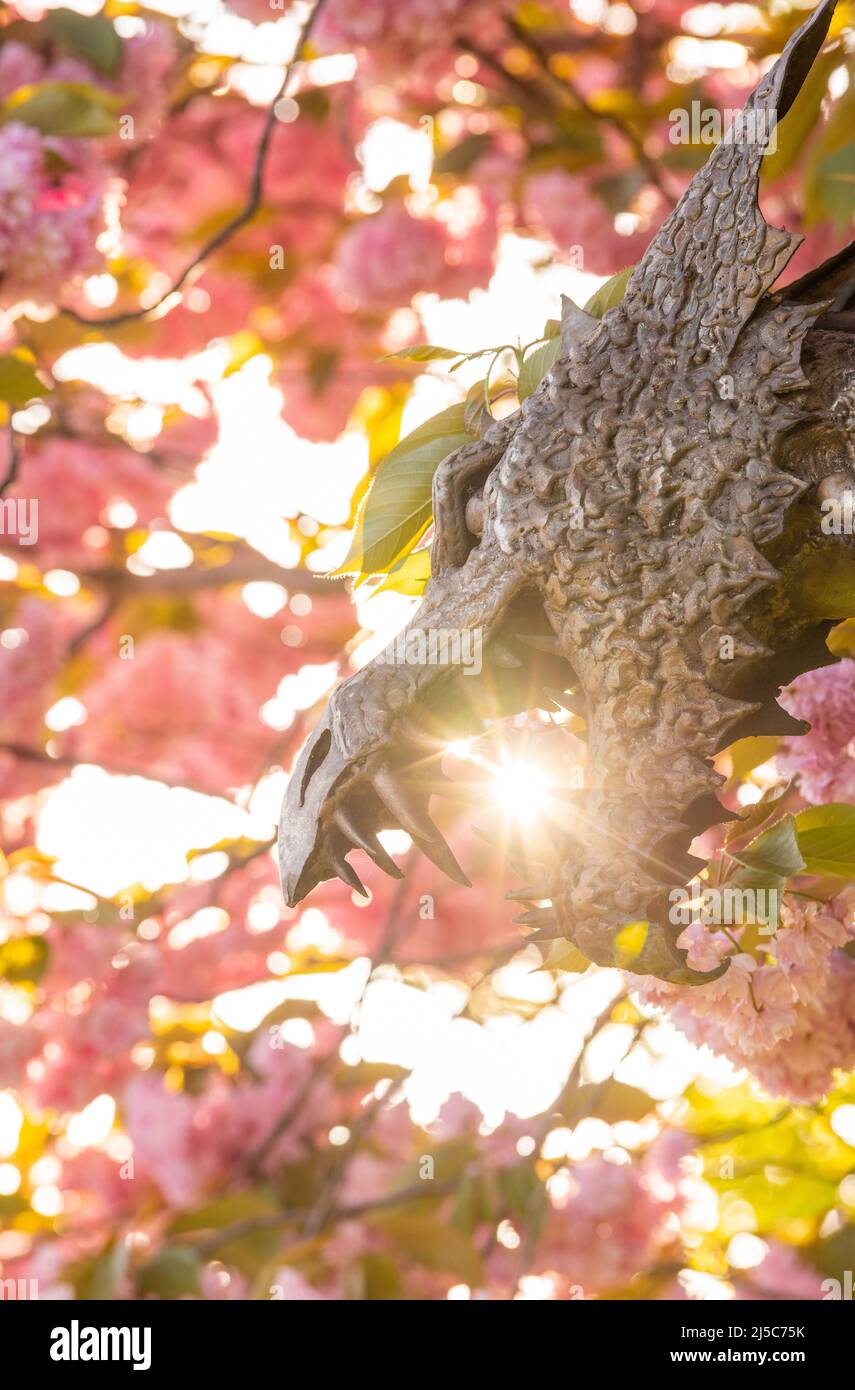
[280,0,855,984]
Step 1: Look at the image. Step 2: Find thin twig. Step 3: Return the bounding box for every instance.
[60,0,329,329]
[503,18,678,208]
[1,424,20,497]
[192,1178,458,1257]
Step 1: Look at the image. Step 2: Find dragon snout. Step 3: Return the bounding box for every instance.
[278,678,471,909]
[278,714,351,907]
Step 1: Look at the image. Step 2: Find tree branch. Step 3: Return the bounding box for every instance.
[76,553,344,597]
[60,0,330,330]
[503,17,678,209]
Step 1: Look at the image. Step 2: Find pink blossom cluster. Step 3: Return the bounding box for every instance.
[6,436,173,569]
[124,1033,326,1208]
[636,890,855,1102]
[335,197,499,310]
[314,0,513,69]
[777,660,855,804]
[522,168,674,277]
[485,1133,691,1298]
[0,122,107,306]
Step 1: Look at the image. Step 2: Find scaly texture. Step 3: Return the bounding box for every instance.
[280,0,855,982]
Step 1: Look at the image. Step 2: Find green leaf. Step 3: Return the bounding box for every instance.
[809,143,855,232]
[0,935,48,984]
[381,345,464,364]
[564,1080,653,1126]
[137,1248,201,1299]
[462,372,516,433]
[795,803,855,877]
[761,48,836,183]
[729,813,806,879]
[335,403,472,576]
[433,132,493,175]
[538,938,591,973]
[45,10,123,77]
[723,735,781,790]
[726,865,786,931]
[723,780,793,847]
[375,1209,483,1284]
[347,1252,402,1300]
[1,82,120,137]
[372,547,431,596]
[583,265,634,318]
[0,355,48,406]
[70,1239,129,1300]
[804,83,855,231]
[168,1187,280,1236]
[518,337,561,399]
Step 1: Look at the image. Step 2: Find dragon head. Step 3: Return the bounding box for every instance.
[280,0,855,983]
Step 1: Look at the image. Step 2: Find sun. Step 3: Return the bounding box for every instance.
[490,759,553,821]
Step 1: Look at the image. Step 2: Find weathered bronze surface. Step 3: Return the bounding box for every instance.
[280,0,855,982]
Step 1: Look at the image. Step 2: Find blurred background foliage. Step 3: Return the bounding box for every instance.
[0,0,853,1301]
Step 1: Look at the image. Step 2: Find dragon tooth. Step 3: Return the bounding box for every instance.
[331,851,369,898]
[333,809,405,880]
[373,767,435,839]
[373,768,470,887]
[416,836,472,888]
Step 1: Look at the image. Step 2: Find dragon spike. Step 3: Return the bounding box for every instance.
[728,705,811,740]
[334,809,405,880]
[560,293,599,357]
[373,768,471,887]
[513,906,558,928]
[619,0,839,368]
[505,886,553,903]
[521,923,565,942]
